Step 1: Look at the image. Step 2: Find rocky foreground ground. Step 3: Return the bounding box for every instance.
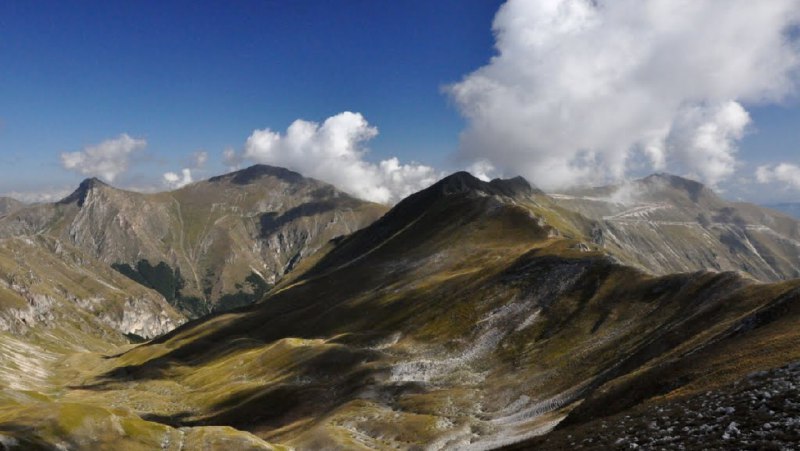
[517,361,800,450]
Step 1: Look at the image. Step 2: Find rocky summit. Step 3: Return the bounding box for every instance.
[0,169,799,450]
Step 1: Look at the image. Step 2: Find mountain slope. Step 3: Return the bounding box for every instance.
[0,197,23,217]
[0,235,186,447]
[7,172,798,449]
[551,173,800,282]
[0,165,387,316]
[0,235,182,340]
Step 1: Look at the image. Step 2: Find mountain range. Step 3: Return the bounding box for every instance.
[0,167,799,449]
[0,165,386,317]
[552,173,800,282]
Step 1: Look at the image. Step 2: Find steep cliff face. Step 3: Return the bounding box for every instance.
[0,165,387,316]
[6,172,794,450]
[551,174,800,282]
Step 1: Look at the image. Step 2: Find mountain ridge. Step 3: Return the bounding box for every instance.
[1,168,800,449]
[550,173,800,282]
[0,165,388,316]
[22,168,798,449]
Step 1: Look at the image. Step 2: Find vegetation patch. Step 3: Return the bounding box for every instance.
[216,273,272,312]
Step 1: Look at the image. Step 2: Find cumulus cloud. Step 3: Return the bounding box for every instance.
[467,160,499,182]
[232,111,440,203]
[666,101,751,186]
[756,163,800,190]
[163,169,194,189]
[61,134,146,182]
[449,0,800,189]
[162,151,208,190]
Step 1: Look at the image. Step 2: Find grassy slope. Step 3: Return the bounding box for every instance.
[0,236,183,339]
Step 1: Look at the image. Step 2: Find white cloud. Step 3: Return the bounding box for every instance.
[756,163,800,190]
[223,147,243,170]
[234,111,440,203]
[162,151,208,190]
[191,151,208,169]
[467,160,499,182]
[163,168,194,189]
[666,101,751,186]
[61,134,146,182]
[449,0,800,189]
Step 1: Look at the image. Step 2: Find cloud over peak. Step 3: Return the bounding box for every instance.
[449,0,800,189]
[61,134,146,182]
[232,111,440,204]
[162,150,208,190]
[163,169,194,189]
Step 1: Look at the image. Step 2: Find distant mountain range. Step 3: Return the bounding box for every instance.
[764,202,800,219]
[1,168,798,449]
[552,173,800,282]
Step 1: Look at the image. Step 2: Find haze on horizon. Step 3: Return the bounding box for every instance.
[2,0,800,204]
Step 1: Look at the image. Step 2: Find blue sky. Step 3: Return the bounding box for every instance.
[1,0,799,203]
[0,1,502,198]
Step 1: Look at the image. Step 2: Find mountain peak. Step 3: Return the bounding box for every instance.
[431,172,535,198]
[58,177,111,207]
[81,177,108,188]
[434,171,486,194]
[208,164,305,186]
[639,173,713,203]
[489,175,535,197]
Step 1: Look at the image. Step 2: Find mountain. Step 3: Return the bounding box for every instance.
[3,172,798,449]
[0,197,23,216]
[0,165,387,317]
[765,202,800,219]
[0,235,184,440]
[550,173,800,282]
[0,235,182,340]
